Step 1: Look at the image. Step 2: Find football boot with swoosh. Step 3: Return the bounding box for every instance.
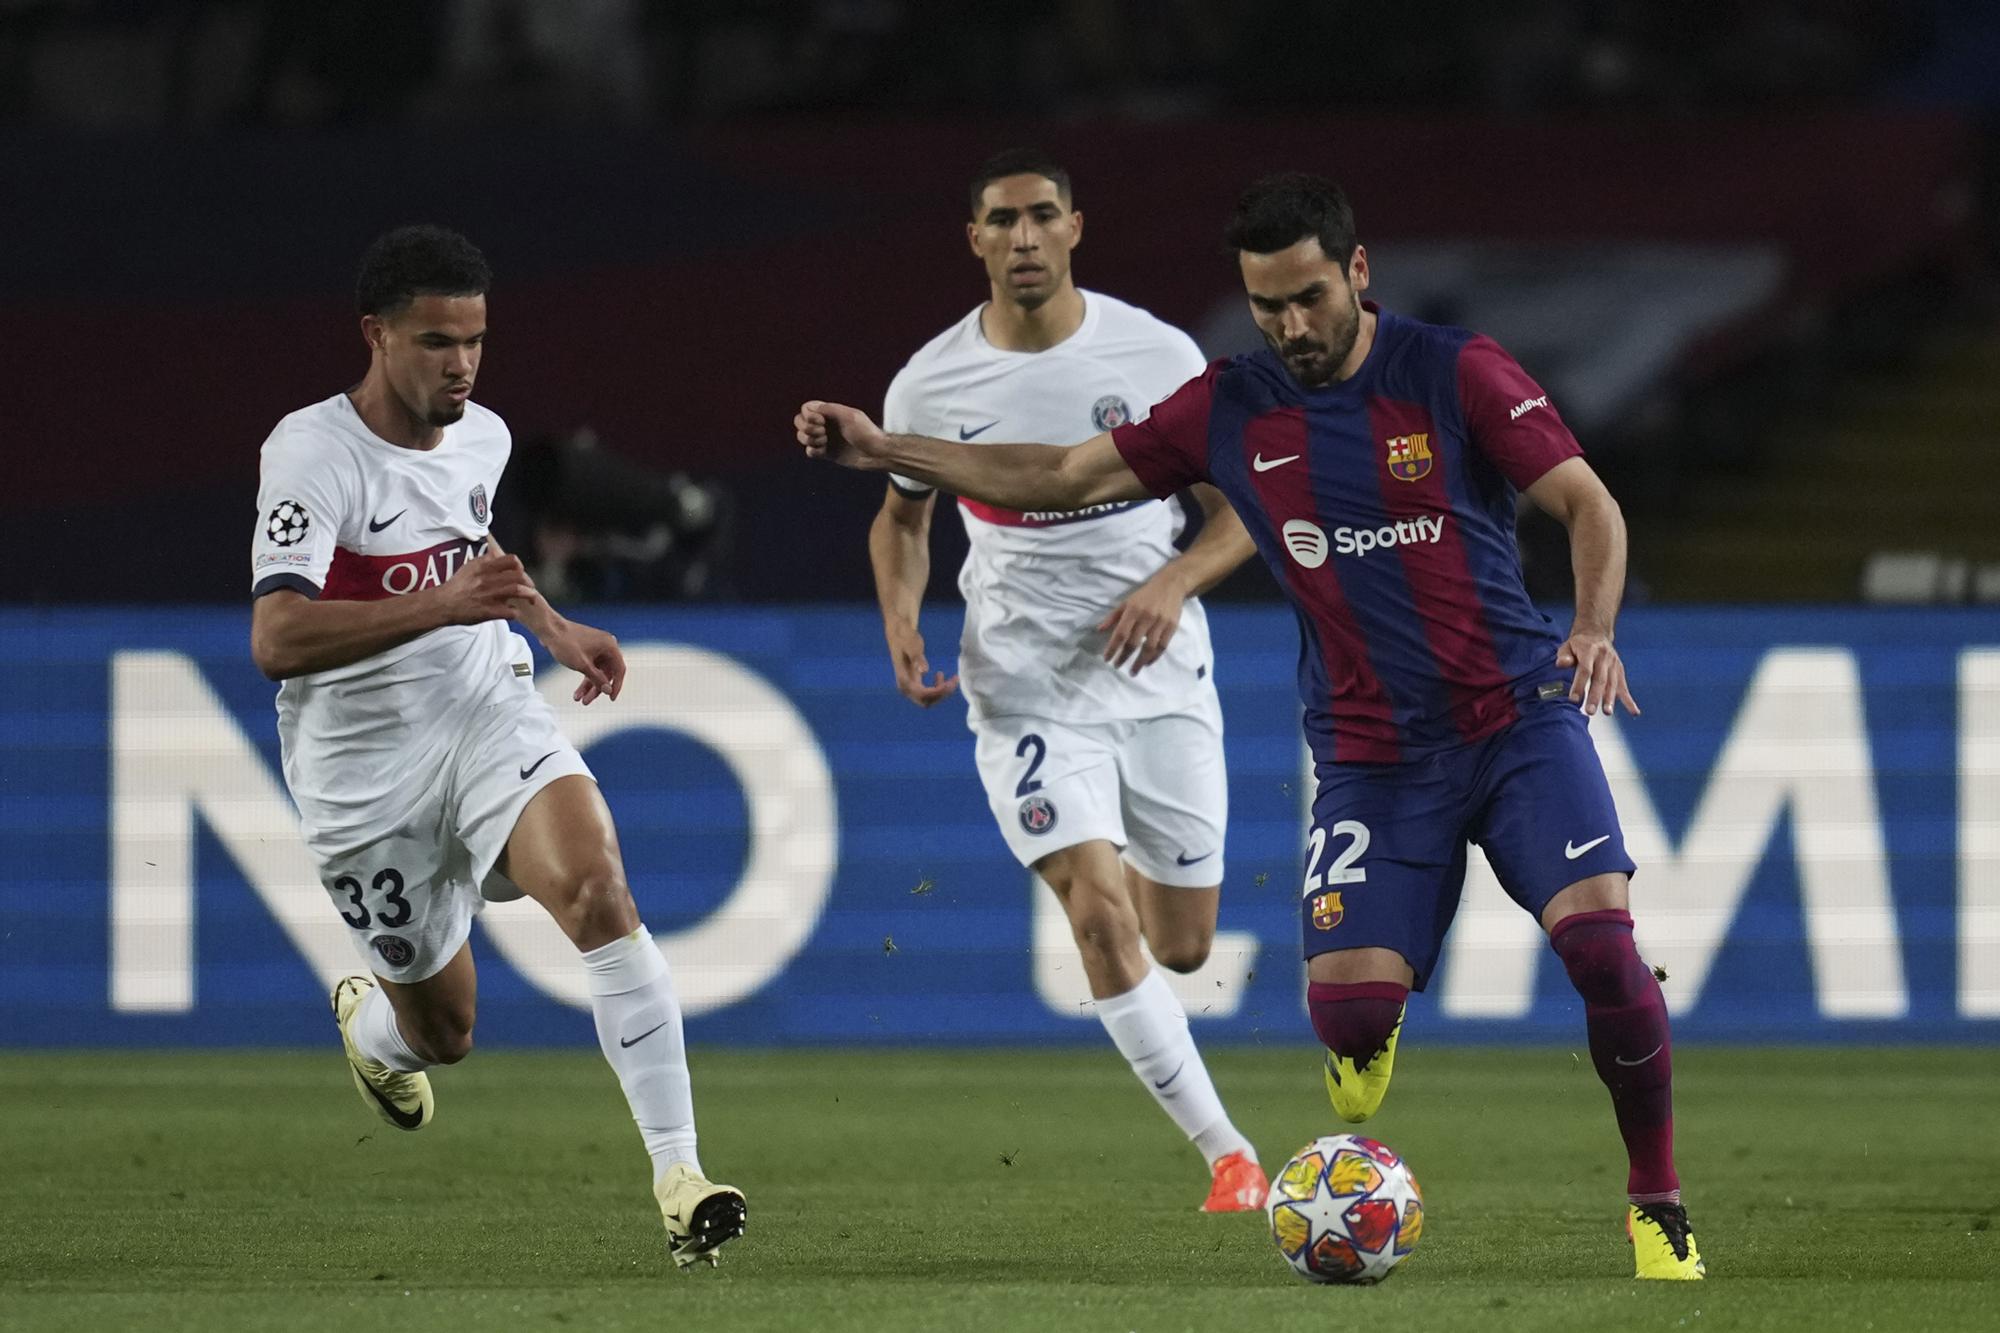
[654,1163,747,1268]
[331,975,433,1132]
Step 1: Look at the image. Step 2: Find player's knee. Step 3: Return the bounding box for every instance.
[556,869,638,946]
[1549,910,1651,1007]
[1067,894,1141,963]
[1150,935,1212,974]
[406,1007,476,1065]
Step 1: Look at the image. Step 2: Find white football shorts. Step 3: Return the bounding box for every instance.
[307,684,592,984]
[970,687,1227,887]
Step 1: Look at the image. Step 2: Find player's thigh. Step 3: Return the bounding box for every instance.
[972,715,1126,869]
[316,820,480,988]
[496,775,640,946]
[1114,691,1228,888]
[1300,757,1469,991]
[1469,701,1638,926]
[1127,866,1220,972]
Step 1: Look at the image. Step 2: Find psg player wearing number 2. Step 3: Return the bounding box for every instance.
[798,174,1703,1280]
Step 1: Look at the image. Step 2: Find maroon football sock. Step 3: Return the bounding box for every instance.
[1550,909,1679,1200]
[1307,980,1408,1065]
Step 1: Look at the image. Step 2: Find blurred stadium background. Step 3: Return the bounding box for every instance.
[2,1,1996,1326]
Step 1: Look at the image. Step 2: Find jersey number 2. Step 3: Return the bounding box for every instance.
[1304,820,1370,891]
[1014,734,1047,797]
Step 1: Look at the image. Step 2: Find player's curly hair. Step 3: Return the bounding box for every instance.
[1225,173,1358,268]
[355,224,491,317]
[968,147,1072,217]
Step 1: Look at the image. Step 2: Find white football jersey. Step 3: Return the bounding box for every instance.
[249,392,528,852]
[886,291,1213,722]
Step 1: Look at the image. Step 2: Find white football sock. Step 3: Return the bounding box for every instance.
[581,927,700,1181]
[1094,969,1253,1167]
[352,983,428,1073]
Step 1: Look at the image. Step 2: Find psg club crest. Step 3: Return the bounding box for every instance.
[468,483,490,526]
[1385,433,1432,482]
[1090,395,1132,432]
[1311,891,1344,931]
[1018,794,1059,836]
[372,935,416,968]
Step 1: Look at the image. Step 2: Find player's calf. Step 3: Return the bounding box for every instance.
[1308,980,1408,1123]
[1549,908,1682,1211]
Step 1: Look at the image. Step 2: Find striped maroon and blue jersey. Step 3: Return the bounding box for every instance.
[1112,303,1581,766]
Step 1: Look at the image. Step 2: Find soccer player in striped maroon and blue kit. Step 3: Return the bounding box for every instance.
[798,172,1703,1280]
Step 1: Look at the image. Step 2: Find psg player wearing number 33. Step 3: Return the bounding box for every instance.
[249,226,742,1268]
[798,174,1703,1280]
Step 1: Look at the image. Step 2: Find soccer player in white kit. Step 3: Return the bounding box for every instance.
[248,226,744,1267]
[869,151,1270,1211]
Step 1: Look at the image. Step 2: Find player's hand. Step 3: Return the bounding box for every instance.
[1098,567,1190,676]
[1557,629,1640,717]
[544,618,625,705]
[885,618,958,707]
[435,550,538,626]
[796,400,890,470]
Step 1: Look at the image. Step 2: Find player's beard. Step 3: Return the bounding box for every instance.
[1277,289,1363,388]
[426,400,467,427]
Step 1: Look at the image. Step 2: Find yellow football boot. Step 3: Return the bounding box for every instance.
[330,975,433,1131]
[654,1162,747,1268]
[1629,1202,1705,1280]
[1321,1006,1403,1123]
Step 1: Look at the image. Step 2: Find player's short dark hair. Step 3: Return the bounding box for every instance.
[968,148,1072,217]
[355,224,491,318]
[1225,173,1358,268]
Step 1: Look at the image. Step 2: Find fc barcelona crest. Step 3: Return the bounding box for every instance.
[1385,434,1432,482]
[1311,890,1344,931]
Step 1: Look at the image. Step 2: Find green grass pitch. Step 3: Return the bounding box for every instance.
[2,1046,1993,1331]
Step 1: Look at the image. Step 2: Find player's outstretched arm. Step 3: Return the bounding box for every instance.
[869,485,958,707]
[249,548,536,680]
[484,536,624,705]
[796,401,1150,511]
[1524,457,1640,717]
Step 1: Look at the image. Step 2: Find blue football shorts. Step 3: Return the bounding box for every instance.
[1297,696,1637,989]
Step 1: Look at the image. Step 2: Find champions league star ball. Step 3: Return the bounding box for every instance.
[265,499,311,547]
[1266,1134,1424,1284]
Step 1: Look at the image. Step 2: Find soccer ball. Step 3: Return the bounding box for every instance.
[1266,1134,1424,1284]
[266,499,311,547]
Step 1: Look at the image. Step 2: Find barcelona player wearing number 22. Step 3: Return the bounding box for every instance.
[797,172,1703,1280]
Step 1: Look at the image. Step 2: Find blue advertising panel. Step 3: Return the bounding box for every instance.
[0,606,1994,1046]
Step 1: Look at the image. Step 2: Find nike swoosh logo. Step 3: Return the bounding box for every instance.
[1564,834,1612,860]
[619,1021,669,1049]
[958,421,1000,440]
[1175,851,1214,866]
[367,510,406,533]
[1251,453,1300,472]
[1152,1061,1185,1090]
[519,751,559,781]
[1613,1044,1663,1067]
[359,1075,425,1129]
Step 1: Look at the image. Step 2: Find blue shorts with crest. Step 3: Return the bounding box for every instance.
[1298,695,1636,989]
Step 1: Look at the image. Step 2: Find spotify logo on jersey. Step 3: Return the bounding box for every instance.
[1283,519,1329,569]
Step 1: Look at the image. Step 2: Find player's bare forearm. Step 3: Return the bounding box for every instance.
[1564,493,1628,637]
[869,488,934,631]
[483,535,565,641]
[1158,485,1258,599]
[797,401,1149,512]
[249,589,450,680]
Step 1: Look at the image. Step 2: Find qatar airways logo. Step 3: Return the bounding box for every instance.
[322,536,490,602]
[1282,517,1446,568]
[380,538,488,595]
